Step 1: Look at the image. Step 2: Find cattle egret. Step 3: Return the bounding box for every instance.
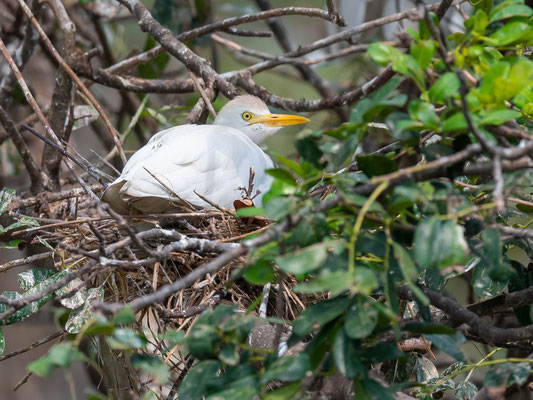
[102,95,309,214]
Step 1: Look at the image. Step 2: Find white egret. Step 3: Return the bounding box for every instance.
[102,95,309,213]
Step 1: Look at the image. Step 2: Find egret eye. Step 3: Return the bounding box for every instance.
[241,112,252,121]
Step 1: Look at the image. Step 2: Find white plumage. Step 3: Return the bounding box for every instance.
[102,95,309,213]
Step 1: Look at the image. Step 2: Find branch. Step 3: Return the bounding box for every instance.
[105,6,350,74]
[116,0,239,99]
[399,286,533,346]
[41,0,77,185]
[15,0,127,165]
[0,105,45,192]
[0,37,98,199]
[0,330,64,362]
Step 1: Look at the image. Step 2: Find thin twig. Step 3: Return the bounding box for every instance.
[15,0,127,165]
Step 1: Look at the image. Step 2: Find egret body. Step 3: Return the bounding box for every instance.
[103,96,309,213]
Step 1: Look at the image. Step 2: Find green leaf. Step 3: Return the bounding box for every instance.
[273,153,305,177]
[392,242,419,282]
[485,362,531,387]
[264,197,297,220]
[107,328,147,350]
[206,386,257,400]
[472,229,509,298]
[408,100,440,129]
[275,240,339,275]
[48,343,86,366]
[293,266,377,296]
[261,353,311,384]
[429,72,460,103]
[344,296,378,339]
[28,356,56,377]
[0,328,4,355]
[265,168,297,186]
[244,260,275,285]
[292,295,351,339]
[17,268,56,291]
[356,378,395,400]
[411,40,436,70]
[0,239,22,249]
[65,285,105,334]
[455,381,478,400]
[368,43,395,65]
[490,2,532,22]
[235,207,265,217]
[29,343,86,377]
[356,154,397,177]
[218,345,239,366]
[423,332,465,360]
[403,322,456,334]
[179,360,221,400]
[131,354,169,384]
[113,307,136,325]
[333,328,364,378]
[295,135,323,166]
[393,242,429,305]
[263,382,301,400]
[480,109,522,125]
[414,218,467,270]
[0,270,69,325]
[441,112,468,132]
[416,355,439,383]
[488,21,533,46]
[0,188,15,215]
[0,216,39,235]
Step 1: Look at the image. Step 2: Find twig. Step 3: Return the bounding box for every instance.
[105,6,350,74]
[20,123,108,187]
[326,0,347,27]
[0,330,65,361]
[0,105,45,192]
[15,0,127,165]
[0,252,54,274]
[0,37,98,200]
[188,71,217,119]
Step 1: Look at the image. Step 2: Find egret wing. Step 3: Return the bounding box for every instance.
[103,124,274,213]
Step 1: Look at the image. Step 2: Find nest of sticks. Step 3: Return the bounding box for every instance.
[4,184,326,361]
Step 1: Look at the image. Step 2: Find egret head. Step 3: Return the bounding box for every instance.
[214,95,309,144]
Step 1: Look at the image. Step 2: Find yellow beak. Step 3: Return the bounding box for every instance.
[250,113,310,127]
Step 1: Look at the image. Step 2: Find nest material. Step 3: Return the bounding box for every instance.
[8,186,324,335]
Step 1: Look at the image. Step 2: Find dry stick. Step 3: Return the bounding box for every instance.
[184,83,216,124]
[222,27,272,37]
[106,6,348,74]
[0,252,54,274]
[0,38,98,200]
[0,330,65,361]
[0,0,41,110]
[188,71,217,119]
[326,0,347,27]
[117,0,239,99]
[399,285,533,346]
[20,123,108,187]
[9,185,102,209]
[0,105,45,192]
[13,371,32,392]
[15,0,127,165]
[254,0,349,120]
